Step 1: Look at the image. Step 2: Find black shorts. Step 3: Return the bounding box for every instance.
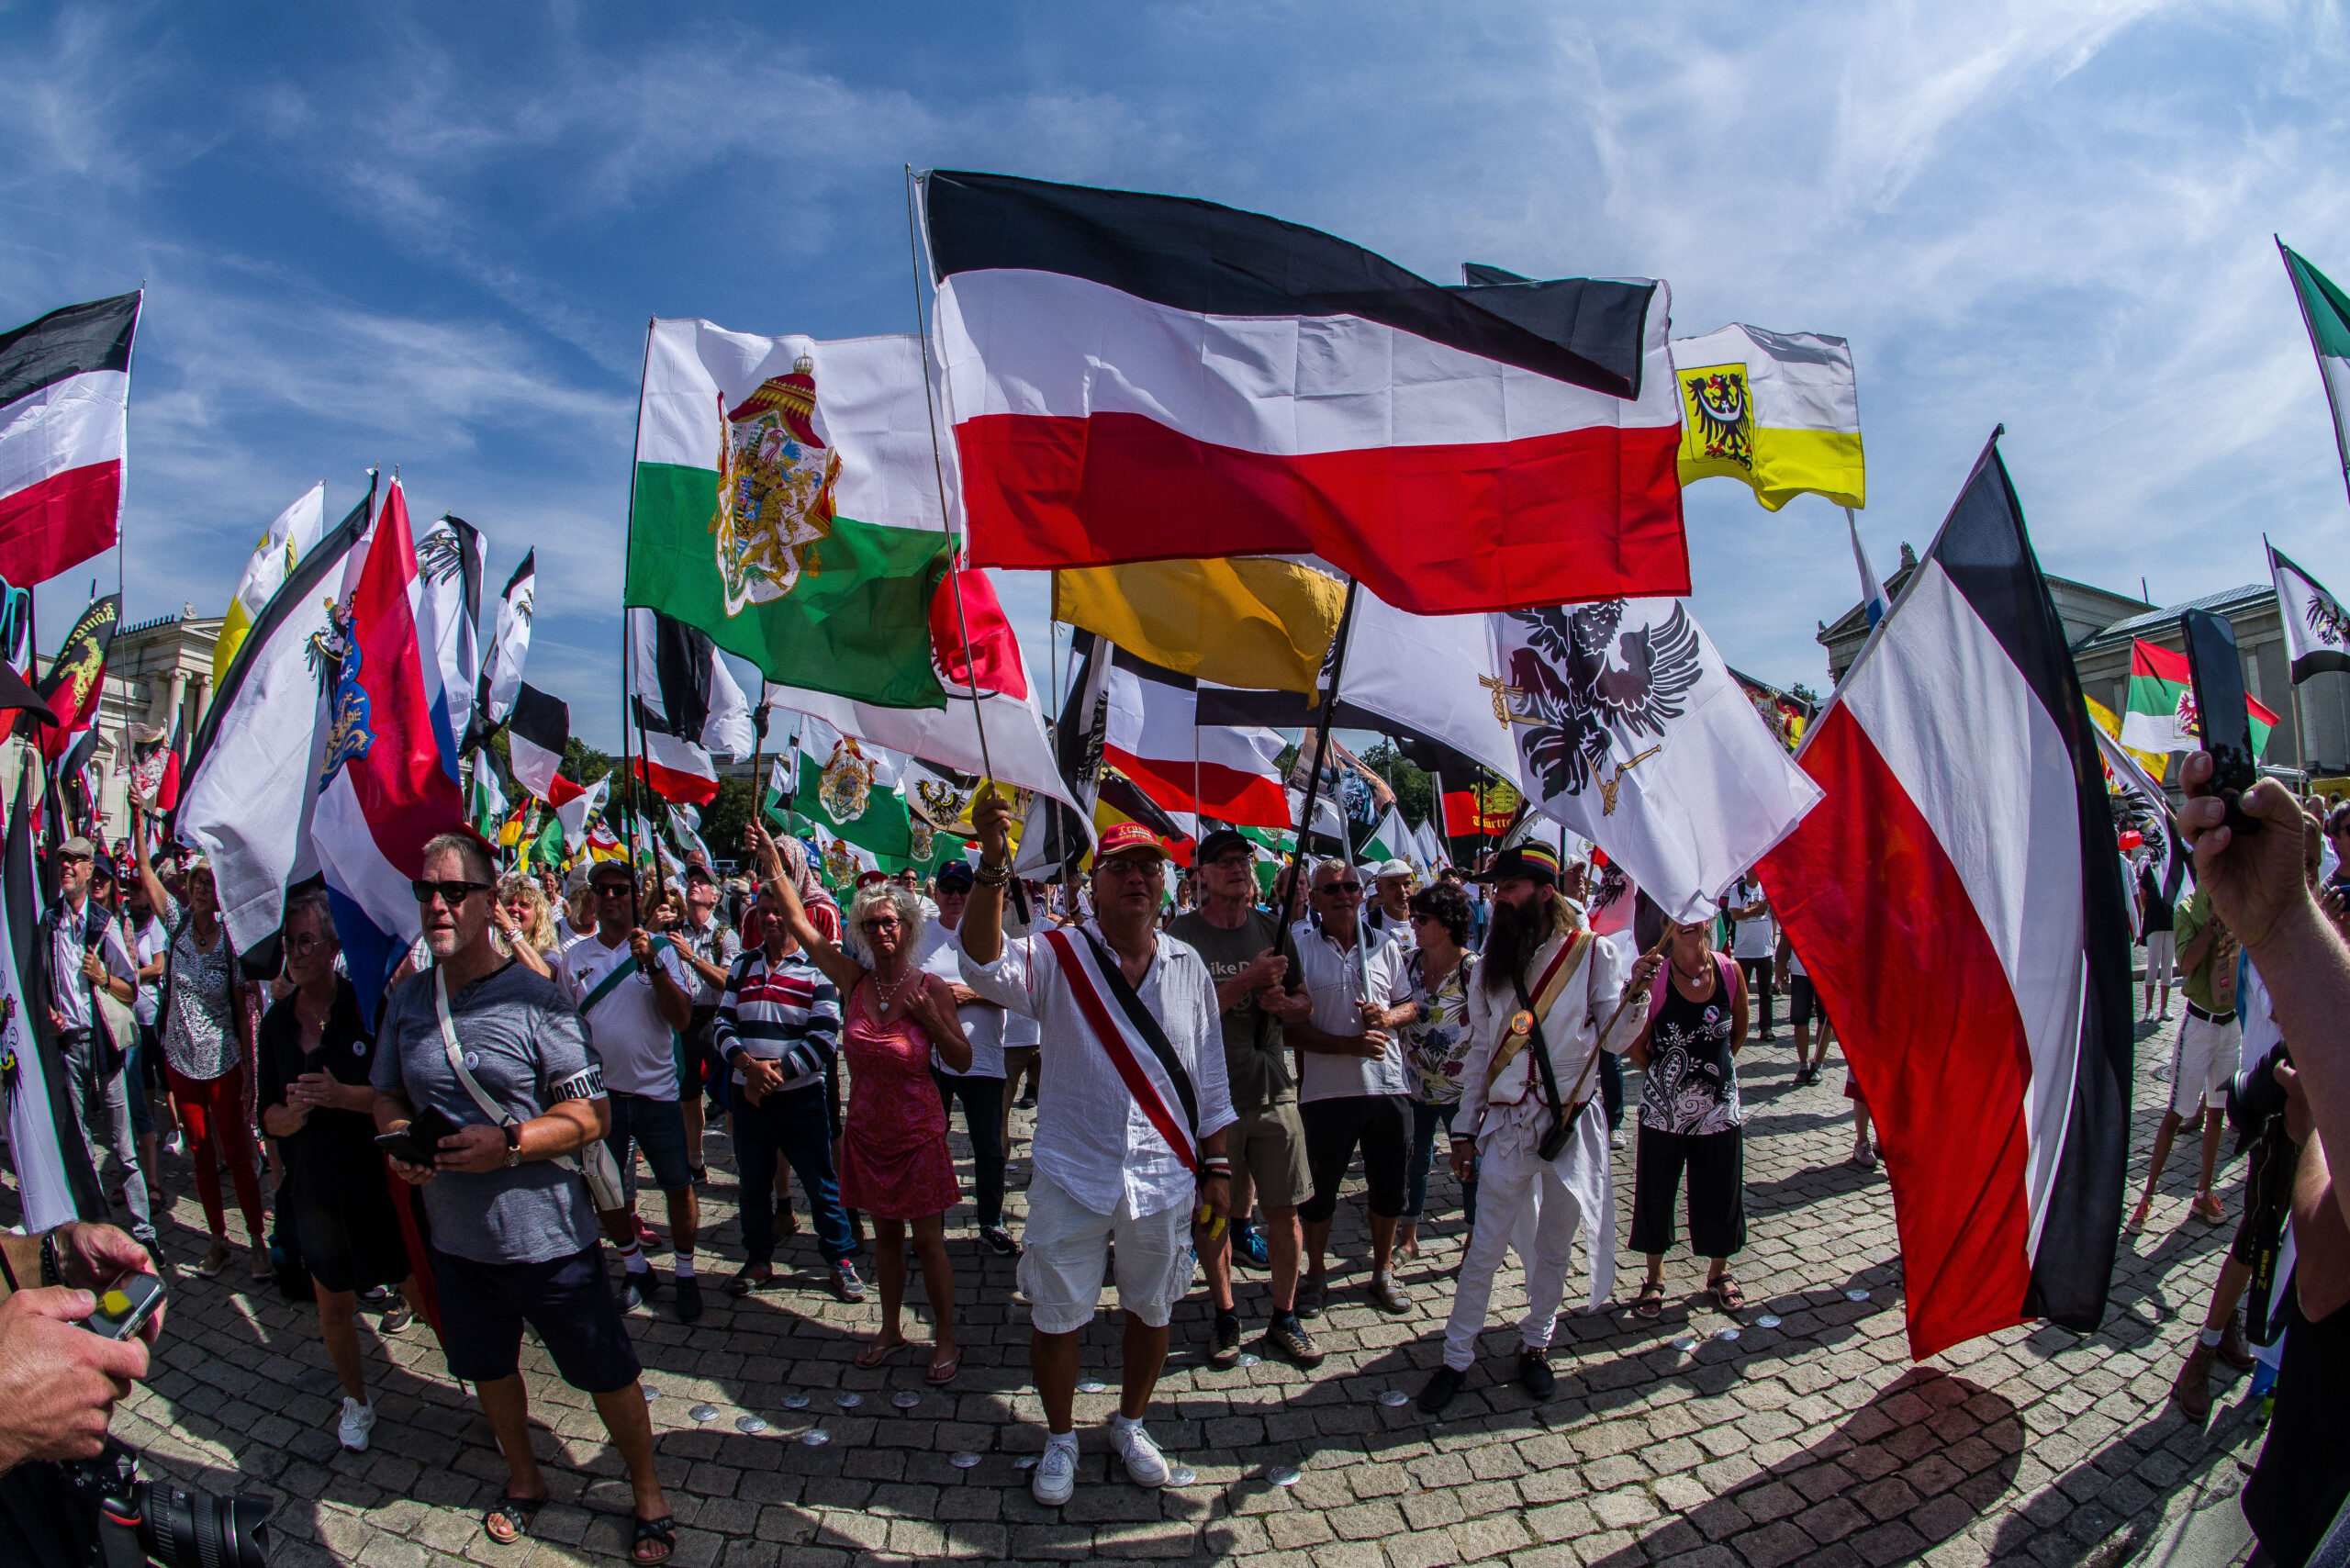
[1628,1125,1746,1260]
[677,1005,726,1112]
[605,1092,692,1192]
[431,1243,642,1394]
[1788,977,1818,1028]
[1298,1093,1411,1223]
[287,1161,411,1295]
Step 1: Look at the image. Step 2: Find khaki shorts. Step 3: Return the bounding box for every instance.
[1228,1101,1312,1210]
[2171,1010,2242,1117]
[1018,1170,1195,1334]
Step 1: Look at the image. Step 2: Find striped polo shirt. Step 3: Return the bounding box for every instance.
[712,948,842,1092]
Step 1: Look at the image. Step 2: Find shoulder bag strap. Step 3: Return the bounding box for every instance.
[577,935,676,1015]
[432,967,626,1207]
[434,968,519,1128]
[1512,970,1568,1125]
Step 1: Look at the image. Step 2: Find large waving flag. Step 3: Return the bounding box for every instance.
[0,292,140,588]
[21,594,119,763]
[626,322,956,709]
[215,483,326,685]
[1053,556,1347,692]
[178,488,374,954]
[4,769,97,1227]
[628,608,753,805]
[1669,323,1865,510]
[923,170,1685,615]
[414,512,484,761]
[310,481,468,1022]
[466,549,535,750]
[2279,238,2350,495]
[1762,434,2132,1360]
[2269,542,2350,682]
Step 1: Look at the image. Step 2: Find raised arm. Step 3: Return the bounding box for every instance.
[744,819,867,997]
[128,806,172,929]
[960,786,1013,965]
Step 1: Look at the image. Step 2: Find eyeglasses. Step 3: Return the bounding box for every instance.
[410,879,493,905]
[1317,881,1361,895]
[858,917,902,932]
[595,884,634,898]
[286,933,330,954]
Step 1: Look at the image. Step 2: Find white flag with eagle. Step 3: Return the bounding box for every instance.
[1494,599,1820,924]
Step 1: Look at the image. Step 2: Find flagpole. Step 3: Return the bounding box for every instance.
[906,165,1031,927]
[747,678,768,858]
[617,317,655,928]
[2266,537,2314,784]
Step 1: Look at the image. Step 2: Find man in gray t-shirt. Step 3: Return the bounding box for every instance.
[372,830,675,1554]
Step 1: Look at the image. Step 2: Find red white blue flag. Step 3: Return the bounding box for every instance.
[310,480,467,1021]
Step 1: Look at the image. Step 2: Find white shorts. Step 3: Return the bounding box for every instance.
[1017,1170,1195,1335]
[2170,1010,2242,1116]
[2143,929,2176,989]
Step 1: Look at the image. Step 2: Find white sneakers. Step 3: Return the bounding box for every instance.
[1032,1435,1080,1505]
[1031,1418,1174,1505]
[1112,1419,1170,1487]
[337,1397,375,1453]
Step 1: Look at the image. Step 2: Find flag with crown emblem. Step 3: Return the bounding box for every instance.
[625,321,956,710]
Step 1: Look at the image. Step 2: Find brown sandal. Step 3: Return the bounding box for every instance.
[1633,1279,1665,1319]
[1710,1275,1746,1312]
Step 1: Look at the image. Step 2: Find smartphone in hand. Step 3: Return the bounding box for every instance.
[81,1270,166,1341]
[2180,609,2261,837]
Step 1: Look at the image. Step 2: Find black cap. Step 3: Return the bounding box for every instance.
[934,859,976,890]
[1193,828,1252,867]
[1478,843,1561,888]
[684,863,717,885]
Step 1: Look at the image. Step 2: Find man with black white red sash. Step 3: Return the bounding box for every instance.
[1418,843,1660,1414]
[958,796,1235,1508]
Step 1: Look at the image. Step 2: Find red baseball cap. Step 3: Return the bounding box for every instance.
[1094,822,1169,863]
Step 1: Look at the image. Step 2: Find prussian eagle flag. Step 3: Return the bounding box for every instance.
[922,171,1687,615]
[1761,433,2132,1361]
[0,292,140,588]
[310,480,468,1023]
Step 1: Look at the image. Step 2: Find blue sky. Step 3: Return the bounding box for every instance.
[6,0,2350,749]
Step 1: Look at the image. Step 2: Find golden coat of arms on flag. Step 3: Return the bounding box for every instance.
[818,738,875,823]
[711,353,840,617]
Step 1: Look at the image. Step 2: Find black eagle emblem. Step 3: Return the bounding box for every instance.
[2307,589,2349,650]
[1507,601,1704,803]
[417,524,467,588]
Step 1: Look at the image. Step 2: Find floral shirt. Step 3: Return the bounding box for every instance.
[162,922,238,1081]
[1402,948,1477,1105]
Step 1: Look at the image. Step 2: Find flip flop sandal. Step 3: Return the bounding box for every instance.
[1633,1281,1665,1319]
[855,1339,910,1370]
[631,1514,677,1564]
[483,1493,547,1544]
[925,1350,961,1386]
[1711,1277,1747,1312]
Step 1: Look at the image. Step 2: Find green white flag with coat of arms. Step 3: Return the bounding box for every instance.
[626,323,955,710]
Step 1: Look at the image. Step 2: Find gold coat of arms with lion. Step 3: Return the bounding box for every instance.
[712,353,839,616]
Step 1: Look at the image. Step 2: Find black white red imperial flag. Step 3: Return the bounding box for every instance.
[919,171,1687,616]
[1761,432,2132,1361]
[0,292,141,588]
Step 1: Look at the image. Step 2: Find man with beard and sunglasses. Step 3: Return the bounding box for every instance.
[1417,843,1660,1414]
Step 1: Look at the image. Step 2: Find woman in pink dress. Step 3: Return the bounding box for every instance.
[755,823,971,1383]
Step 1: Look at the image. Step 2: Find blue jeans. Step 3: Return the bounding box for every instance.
[1405,1099,1479,1226]
[1598,1049,1624,1132]
[733,1078,856,1266]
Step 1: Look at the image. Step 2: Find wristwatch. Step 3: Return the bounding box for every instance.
[502,1124,523,1168]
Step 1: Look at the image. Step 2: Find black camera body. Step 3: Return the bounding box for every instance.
[55,1439,273,1567]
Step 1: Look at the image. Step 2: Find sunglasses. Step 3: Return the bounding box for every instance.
[1317,881,1361,895]
[858,917,903,932]
[410,879,493,905]
[594,883,635,897]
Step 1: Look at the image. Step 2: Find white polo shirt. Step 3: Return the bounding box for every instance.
[555,931,692,1100]
[1291,917,1413,1103]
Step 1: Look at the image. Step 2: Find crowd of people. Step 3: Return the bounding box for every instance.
[6,766,2350,1564]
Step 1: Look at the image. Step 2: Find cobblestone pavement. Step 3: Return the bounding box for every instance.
[41,1007,2275,1567]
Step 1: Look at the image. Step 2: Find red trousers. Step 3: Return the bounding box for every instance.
[168,1062,264,1244]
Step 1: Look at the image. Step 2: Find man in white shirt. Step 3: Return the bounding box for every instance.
[1363,858,1418,951]
[918,860,1017,1257]
[1726,875,1776,1041]
[556,860,700,1322]
[960,804,1234,1510]
[1419,843,1658,1413]
[1286,858,1416,1318]
[45,835,152,1244]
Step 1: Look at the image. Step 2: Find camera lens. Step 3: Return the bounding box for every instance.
[139,1482,274,1567]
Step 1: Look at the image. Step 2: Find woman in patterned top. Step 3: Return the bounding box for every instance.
[1396,882,1479,1264]
[133,836,263,1282]
[1626,914,1750,1319]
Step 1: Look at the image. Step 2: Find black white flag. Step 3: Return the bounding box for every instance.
[467,547,534,750]
[2269,541,2350,682]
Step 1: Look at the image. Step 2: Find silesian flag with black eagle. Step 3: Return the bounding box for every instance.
[0,292,140,588]
[1760,434,2132,1361]
[921,171,1687,615]
[2268,542,2350,682]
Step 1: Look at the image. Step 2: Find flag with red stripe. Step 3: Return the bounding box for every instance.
[0,293,140,587]
[923,172,1686,615]
[1760,434,2132,1360]
[505,683,585,807]
[1102,647,1290,829]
